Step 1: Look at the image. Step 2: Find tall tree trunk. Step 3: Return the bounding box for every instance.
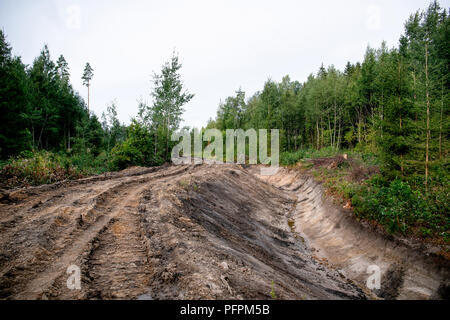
[38,113,49,149]
[358,115,361,144]
[425,41,430,189]
[154,130,158,160]
[68,127,71,150]
[439,78,443,160]
[31,123,35,151]
[316,120,319,150]
[333,102,337,149]
[294,129,297,150]
[165,117,170,161]
[64,122,67,150]
[287,128,291,151]
[400,113,403,174]
[321,116,324,149]
[398,59,404,175]
[413,70,417,121]
[328,116,332,147]
[87,84,90,113]
[380,92,384,139]
[337,117,342,149]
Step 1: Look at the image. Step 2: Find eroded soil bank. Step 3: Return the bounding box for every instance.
[0,164,447,299]
[253,166,449,300]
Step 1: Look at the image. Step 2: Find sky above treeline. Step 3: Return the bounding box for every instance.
[0,0,443,128]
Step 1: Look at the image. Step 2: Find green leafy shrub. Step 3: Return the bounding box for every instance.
[352,176,447,236]
[280,150,305,165]
[110,121,162,170]
[69,151,111,175]
[280,147,344,166]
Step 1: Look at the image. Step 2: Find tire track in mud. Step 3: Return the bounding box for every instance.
[0,165,193,299]
[3,163,442,300]
[76,165,200,299]
[0,166,164,233]
[0,164,367,300]
[0,166,165,259]
[137,166,365,300]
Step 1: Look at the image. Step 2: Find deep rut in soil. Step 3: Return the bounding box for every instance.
[0,164,447,300]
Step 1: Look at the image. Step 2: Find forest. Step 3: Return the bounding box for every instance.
[0,35,192,176]
[205,1,449,240]
[209,2,448,179]
[0,1,448,242]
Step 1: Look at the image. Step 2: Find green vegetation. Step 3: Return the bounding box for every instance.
[0,2,447,242]
[1,150,83,187]
[109,121,157,170]
[0,27,192,186]
[288,150,448,243]
[352,176,448,238]
[280,147,345,165]
[270,281,277,299]
[207,2,449,242]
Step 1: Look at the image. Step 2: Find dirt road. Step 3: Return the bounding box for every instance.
[0,164,447,299]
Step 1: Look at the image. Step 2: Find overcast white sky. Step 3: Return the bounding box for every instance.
[1,0,445,128]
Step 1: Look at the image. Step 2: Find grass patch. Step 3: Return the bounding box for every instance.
[0,150,114,189]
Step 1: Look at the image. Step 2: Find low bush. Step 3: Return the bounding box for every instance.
[109,121,163,170]
[352,176,449,238]
[0,151,82,188]
[280,147,344,166]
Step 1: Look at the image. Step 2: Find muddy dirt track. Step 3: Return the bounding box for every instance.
[0,164,448,300]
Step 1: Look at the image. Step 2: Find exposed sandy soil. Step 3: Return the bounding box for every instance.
[253,167,449,300]
[0,164,447,300]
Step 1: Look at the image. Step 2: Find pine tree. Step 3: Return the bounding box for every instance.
[27,45,60,150]
[0,30,30,157]
[56,55,69,82]
[82,62,94,112]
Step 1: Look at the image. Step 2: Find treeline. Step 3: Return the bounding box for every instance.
[208,1,449,182]
[0,26,193,185]
[0,31,114,159]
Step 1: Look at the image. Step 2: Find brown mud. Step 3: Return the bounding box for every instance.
[0,164,447,300]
